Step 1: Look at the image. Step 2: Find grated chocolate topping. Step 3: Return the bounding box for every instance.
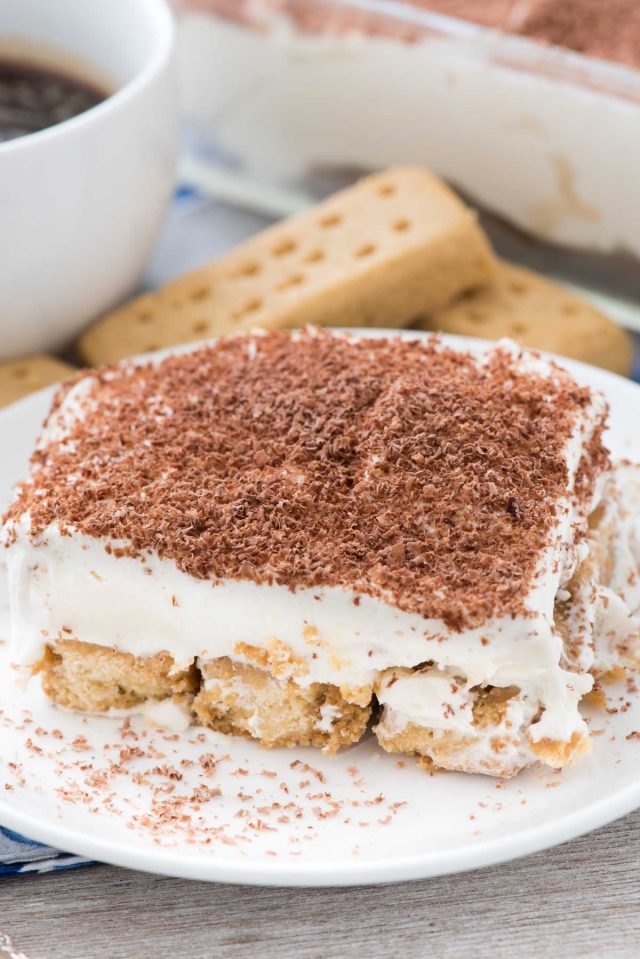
[5,331,608,629]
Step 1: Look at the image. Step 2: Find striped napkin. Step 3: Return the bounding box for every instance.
[0,828,91,875]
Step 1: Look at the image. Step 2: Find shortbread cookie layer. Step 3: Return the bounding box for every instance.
[194,657,370,753]
[39,640,198,712]
[36,642,369,753]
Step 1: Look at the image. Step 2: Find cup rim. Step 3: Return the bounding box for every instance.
[0,0,175,156]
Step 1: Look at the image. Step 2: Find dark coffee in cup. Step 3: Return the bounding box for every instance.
[0,58,108,142]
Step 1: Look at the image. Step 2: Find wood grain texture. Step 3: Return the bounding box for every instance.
[3,809,640,959]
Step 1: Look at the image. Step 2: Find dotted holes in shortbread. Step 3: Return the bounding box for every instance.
[272,239,297,257]
[392,219,410,233]
[192,319,210,335]
[189,286,211,303]
[278,274,305,291]
[304,249,325,264]
[232,262,261,279]
[319,213,342,228]
[233,298,263,321]
[355,243,376,259]
[377,183,396,197]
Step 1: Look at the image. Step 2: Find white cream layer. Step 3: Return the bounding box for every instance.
[1,515,592,746]
[375,665,540,775]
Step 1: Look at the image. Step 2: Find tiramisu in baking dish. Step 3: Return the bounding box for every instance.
[3,330,640,777]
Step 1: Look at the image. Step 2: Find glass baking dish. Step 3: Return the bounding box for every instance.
[172,0,640,303]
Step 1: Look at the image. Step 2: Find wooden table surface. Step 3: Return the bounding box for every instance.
[3,808,640,959]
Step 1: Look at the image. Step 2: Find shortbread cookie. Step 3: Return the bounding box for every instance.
[194,657,371,754]
[0,354,76,408]
[416,260,633,376]
[39,640,198,713]
[77,166,495,365]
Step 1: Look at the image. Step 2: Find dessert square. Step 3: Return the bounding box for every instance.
[3,329,638,776]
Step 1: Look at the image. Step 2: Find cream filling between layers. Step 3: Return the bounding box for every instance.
[2,515,591,745]
[375,666,541,773]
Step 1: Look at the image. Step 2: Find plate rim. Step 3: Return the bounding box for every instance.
[3,329,640,886]
[1,777,640,886]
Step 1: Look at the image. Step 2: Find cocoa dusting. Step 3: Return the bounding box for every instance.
[5,330,607,630]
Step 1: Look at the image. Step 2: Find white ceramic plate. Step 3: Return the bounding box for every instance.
[2,333,640,887]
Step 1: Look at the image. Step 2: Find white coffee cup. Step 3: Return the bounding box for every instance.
[0,0,178,360]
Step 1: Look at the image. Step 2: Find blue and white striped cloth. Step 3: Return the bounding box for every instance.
[0,827,91,875]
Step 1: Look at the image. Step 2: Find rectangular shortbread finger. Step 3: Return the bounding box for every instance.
[77,166,495,365]
[0,354,76,408]
[415,259,633,376]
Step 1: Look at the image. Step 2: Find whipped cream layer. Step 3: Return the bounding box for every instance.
[6,515,591,743]
[0,333,614,756]
[374,665,541,775]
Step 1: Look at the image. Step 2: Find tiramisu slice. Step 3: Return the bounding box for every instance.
[3,330,638,776]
